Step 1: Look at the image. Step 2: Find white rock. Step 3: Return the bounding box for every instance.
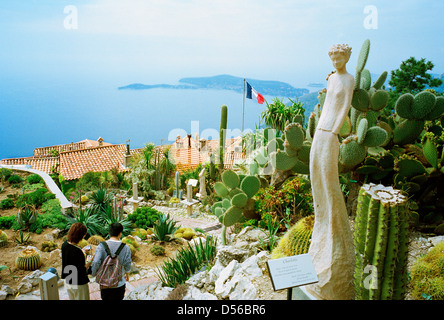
[214,260,239,297]
[429,236,444,247]
[183,286,217,300]
[239,255,263,278]
[0,290,7,300]
[228,277,257,300]
[1,285,17,296]
[17,281,33,294]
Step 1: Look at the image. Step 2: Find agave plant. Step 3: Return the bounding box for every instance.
[90,188,113,213]
[99,205,133,237]
[155,236,217,287]
[16,205,38,230]
[149,213,179,242]
[66,206,103,237]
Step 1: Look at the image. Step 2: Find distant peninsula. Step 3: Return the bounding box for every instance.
[118,74,310,97]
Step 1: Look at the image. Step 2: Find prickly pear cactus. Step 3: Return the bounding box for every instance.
[211,170,261,227]
[393,91,444,145]
[269,123,310,174]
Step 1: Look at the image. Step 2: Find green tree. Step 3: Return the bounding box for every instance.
[385,57,443,116]
[389,57,443,94]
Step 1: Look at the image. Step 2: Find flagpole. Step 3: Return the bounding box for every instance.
[242,78,246,133]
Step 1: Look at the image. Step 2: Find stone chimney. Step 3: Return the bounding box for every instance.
[187,134,192,148]
[98,137,104,146]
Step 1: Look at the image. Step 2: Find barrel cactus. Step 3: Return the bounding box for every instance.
[410,242,444,300]
[16,247,42,271]
[354,183,409,300]
[271,215,314,259]
[0,230,8,247]
[87,235,105,245]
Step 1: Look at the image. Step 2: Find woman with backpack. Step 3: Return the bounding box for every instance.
[61,222,93,300]
[91,223,132,300]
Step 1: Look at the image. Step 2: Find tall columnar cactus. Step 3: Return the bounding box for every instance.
[211,170,261,244]
[219,105,228,173]
[271,215,314,259]
[354,183,409,300]
[393,91,444,145]
[175,171,180,198]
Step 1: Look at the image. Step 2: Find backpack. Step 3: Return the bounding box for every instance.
[95,241,126,289]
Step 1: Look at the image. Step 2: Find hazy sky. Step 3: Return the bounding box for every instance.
[1,0,444,87]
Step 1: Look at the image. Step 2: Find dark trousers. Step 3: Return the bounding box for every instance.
[100,284,126,300]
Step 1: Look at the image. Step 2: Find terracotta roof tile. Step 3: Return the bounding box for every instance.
[59,144,128,180]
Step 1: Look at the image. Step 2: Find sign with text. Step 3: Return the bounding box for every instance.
[266,254,318,291]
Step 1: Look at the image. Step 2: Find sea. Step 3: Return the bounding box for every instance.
[0,77,317,160]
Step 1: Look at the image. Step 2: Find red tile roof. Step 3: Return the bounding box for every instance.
[59,144,128,181]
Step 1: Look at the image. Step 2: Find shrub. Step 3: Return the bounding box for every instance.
[0,215,16,229]
[0,168,12,181]
[27,174,43,184]
[8,174,23,185]
[16,188,55,208]
[255,177,314,230]
[29,199,69,234]
[128,206,160,229]
[0,198,14,209]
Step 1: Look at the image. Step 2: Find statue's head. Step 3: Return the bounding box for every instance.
[328,44,352,71]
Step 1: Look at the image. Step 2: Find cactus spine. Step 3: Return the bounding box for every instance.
[15,247,42,271]
[354,183,409,300]
[271,215,314,259]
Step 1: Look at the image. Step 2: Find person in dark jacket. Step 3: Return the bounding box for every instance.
[61,222,92,300]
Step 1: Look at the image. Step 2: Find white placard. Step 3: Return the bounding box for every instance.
[266,253,318,291]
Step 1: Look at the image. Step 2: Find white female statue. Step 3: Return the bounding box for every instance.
[306,44,355,300]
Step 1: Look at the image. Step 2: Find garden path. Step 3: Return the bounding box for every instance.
[61,206,222,300]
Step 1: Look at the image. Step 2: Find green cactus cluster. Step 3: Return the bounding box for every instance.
[393,91,444,145]
[354,183,409,300]
[339,117,388,171]
[271,215,314,259]
[211,170,261,227]
[269,123,310,175]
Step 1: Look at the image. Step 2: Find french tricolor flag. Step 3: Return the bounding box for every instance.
[246,81,265,104]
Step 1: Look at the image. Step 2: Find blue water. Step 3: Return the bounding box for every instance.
[0,78,274,160]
